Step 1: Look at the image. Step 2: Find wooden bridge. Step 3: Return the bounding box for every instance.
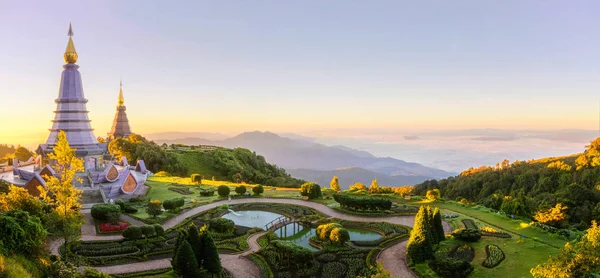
[264,216,311,238]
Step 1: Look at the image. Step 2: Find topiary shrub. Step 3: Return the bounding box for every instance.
[429,257,474,278]
[218,185,230,197]
[209,218,235,233]
[122,226,143,240]
[452,228,482,242]
[300,182,322,199]
[316,223,342,241]
[235,185,246,196]
[329,227,350,245]
[141,225,156,238]
[91,204,122,223]
[153,224,165,237]
[252,185,264,196]
[163,198,185,212]
[146,200,163,218]
[191,174,202,184]
[199,189,215,197]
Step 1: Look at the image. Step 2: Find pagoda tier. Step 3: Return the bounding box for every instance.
[108,82,132,139]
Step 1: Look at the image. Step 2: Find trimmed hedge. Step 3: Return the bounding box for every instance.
[163,198,185,211]
[141,225,156,238]
[153,224,165,237]
[209,218,235,233]
[91,204,122,223]
[252,185,264,196]
[123,226,144,240]
[247,253,274,278]
[333,194,392,211]
[452,228,482,242]
[199,189,215,197]
[218,185,230,197]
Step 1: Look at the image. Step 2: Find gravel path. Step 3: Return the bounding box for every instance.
[379,239,415,278]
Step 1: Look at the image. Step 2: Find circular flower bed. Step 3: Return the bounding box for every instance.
[99,222,131,232]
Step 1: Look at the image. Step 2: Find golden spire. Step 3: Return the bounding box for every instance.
[118,80,125,107]
[63,23,78,64]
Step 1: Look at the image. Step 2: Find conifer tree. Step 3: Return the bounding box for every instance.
[407,206,434,263]
[200,224,222,277]
[426,206,437,245]
[186,223,204,267]
[171,230,187,276]
[330,176,340,191]
[432,207,445,242]
[173,240,201,278]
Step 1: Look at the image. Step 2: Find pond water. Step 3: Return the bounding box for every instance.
[221,210,284,229]
[222,209,382,251]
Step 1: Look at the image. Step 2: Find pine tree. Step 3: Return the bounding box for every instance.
[186,223,204,267]
[425,206,437,245]
[432,207,445,242]
[407,206,434,263]
[200,224,222,277]
[173,240,201,278]
[330,176,340,191]
[171,230,188,276]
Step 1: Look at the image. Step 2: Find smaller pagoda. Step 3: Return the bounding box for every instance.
[108,81,133,140]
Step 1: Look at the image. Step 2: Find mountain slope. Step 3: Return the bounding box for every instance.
[287,167,431,189]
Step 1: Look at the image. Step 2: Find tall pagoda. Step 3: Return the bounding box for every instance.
[108,81,133,139]
[37,23,107,171]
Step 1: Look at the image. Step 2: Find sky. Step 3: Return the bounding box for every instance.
[1,1,600,147]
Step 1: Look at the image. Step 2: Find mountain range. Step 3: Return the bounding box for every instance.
[145,131,456,186]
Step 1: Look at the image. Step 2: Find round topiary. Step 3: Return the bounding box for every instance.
[217,185,230,197]
[209,218,235,233]
[153,224,165,237]
[91,204,121,223]
[235,185,246,195]
[141,225,156,238]
[329,227,350,245]
[252,185,264,195]
[122,225,143,240]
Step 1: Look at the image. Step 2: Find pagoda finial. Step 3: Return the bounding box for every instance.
[63,23,78,64]
[118,80,125,107]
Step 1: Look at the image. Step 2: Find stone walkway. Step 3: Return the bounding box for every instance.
[72,198,432,277]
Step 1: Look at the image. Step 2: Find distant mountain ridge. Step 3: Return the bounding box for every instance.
[149,131,456,184]
[287,167,431,189]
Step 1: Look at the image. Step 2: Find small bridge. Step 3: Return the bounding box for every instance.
[264,216,311,237]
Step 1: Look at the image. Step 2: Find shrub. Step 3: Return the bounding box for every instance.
[163,198,185,212]
[449,244,475,262]
[209,218,235,233]
[429,257,474,278]
[83,267,111,278]
[426,189,440,201]
[153,224,165,237]
[218,185,230,197]
[235,185,247,196]
[91,204,122,223]
[333,194,392,211]
[452,228,482,242]
[191,174,202,184]
[252,185,264,196]
[482,245,505,268]
[329,228,350,245]
[146,200,163,218]
[300,182,322,199]
[115,199,138,213]
[141,225,156,238]
[316,223,342,241]
[122,226,143,240]
[199,189,215,197]
[407,206,434,263]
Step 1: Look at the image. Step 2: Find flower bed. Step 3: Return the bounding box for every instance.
[482,244,505,268]
[98,222,131,233]
[480,227,512,238]
[461,219,478,230]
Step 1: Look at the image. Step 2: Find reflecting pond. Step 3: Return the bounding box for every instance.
[275,224,382,251]
[221,210,284,229]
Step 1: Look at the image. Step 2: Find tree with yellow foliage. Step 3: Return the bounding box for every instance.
[531,221,600,277]
[533,203,568,228]
[330,176,340,191]
[349,182,367,192]
[368,178,379,194]
[38,131,84,260]
[0,184,44,217]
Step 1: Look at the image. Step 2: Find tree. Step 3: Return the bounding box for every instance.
[300,182,322,199]
[0,184,44,217]
[406,206,434,263]
[146,200,163,218]
[217,185,230,197]
[38,130,83,256]
[432,207,445,242]
[235,185,247,196]
[426,189,440,201]
[252,185,264,196]
[186,223,204,267]
[330,176,340,191]
[350,182,367,192]
[316,223,342,241]
[369,179,380,194]
[0,210,47,257]
[534,203,568,227]
[173,240,201,278]
[425,206,437,245]
[531,221,600,277]
[200,224,222,276]
[13,146,33,162]
[329,227,350,245]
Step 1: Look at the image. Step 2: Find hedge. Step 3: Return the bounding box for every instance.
[452,228,482,242]
[247,253,275,278]
[91,204,122,223]
[333,194,392,211]
[123,226,144,240]
[218,185,230,197]
[163,198,185,211]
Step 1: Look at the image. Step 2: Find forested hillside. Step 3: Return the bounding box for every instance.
[173,148,305,187]
[413,137,600,228]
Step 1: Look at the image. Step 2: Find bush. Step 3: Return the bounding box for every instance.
[163,198,185,212]
[252,185,264,196]
[429,257,474,278]
[122,226,143,240]
[83,267,111,278]
[449,244,475,262]
[333,194,392,211]
[218,185,230,197]
[146,200,163,218]
[199,189,215,197]
[300,182,322,199]
[209,218,235,233]
[141,225,156,238]
[329,228,350,245]
[191,174,202,184]
[91,204,122,223]
[235,185,247,196]
[153,224,165,237]
[316,223,342,241]
[452,228,482,242]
